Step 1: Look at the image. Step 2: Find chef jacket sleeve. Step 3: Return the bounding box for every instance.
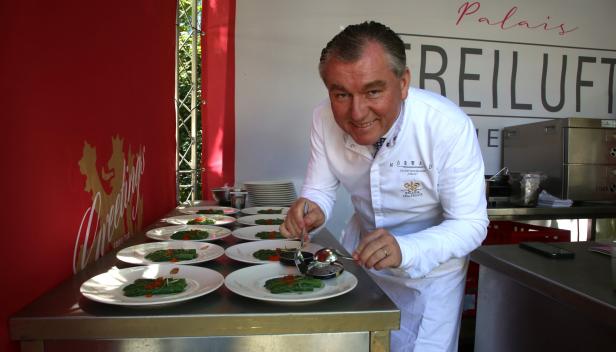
[395,117,488,279]
[300,106,340,223]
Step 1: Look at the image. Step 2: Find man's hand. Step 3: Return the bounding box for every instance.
[280,198,325,240]
[353,228,402,270]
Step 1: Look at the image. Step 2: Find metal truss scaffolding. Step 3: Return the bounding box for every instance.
[175,0,202,204]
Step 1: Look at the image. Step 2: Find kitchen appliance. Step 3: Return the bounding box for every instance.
[485,173,511,205]
[508,172,545,206]
[502,117,616,201]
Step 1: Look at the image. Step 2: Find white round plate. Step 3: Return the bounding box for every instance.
[116,241,224,265]
[249,199,295,205]
[231,225,283,241]
[162,214,236,226]
[244,180,293,188]
[249,201,295,206]
[237,214,286,226]
[225,240,322,264]
[80,264,224,306]
[177,205,239,215]
[146,225,231,242]
[224,263,357,302]
[250,196,294,200]
[248,189,296,194]
[241,206,289,215]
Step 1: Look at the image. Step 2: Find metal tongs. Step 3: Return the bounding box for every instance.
[487,167,509,181]
[294,201,309,273]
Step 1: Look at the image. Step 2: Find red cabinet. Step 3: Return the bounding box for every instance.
[463,221,571,317]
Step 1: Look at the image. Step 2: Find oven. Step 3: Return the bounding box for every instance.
[502,117,616,201]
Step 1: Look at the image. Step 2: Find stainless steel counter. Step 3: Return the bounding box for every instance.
[10,215,400,352]
[471,242,616,352]
[487,202,616,240]
[487,202,616,221]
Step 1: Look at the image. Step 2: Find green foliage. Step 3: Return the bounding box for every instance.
[177,0,203,203]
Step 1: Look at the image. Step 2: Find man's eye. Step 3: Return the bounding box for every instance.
[334,93,349,99]
[367,90,381,98]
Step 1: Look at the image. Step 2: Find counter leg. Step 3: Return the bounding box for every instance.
[370,330,390,352]
[589,218,596,241]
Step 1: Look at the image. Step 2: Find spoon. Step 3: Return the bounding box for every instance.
[294,201,309,272]
[312,248,354,266]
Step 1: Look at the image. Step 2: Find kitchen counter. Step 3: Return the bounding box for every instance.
[10,213,400,352]
[487,202,616,221]
[471,242,616,352]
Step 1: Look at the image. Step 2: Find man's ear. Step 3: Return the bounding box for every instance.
[400,68,411,99]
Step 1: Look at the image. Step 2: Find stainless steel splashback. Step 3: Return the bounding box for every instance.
[502,118,616,201]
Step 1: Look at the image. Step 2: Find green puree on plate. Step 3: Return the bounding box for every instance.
[123,277,188,297]
[255,218,284,225]
[197,209,224,215]
[252,248,283,261]
[187,217,216,225]
[255,230,284,239]
[257,208,283,214]
[145,249,198,262]
[171,230,209,240]
[264,275,323,294]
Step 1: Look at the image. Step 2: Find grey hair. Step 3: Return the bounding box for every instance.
[319,21,407,79]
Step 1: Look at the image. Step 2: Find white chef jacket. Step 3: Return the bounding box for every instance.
[301,87,488,352]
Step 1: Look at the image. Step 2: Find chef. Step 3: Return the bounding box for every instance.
[280,21,488,352]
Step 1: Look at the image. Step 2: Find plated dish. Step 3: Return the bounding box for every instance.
[224,239,322,265]
[80,264,224,306]
[231,225,283,241]
[146,225,231,242]
[236,214,286,226]
[177,205,239,215]
[241,206,289,215]
[162,214,236,226]
[116,241,225,265]
[224,263,357,302]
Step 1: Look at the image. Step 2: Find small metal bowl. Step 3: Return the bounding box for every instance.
[306,261,345,280]
[278,250,314,266]
[211,187,232,206]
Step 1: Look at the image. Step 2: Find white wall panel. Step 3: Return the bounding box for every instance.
[236,0,616,237]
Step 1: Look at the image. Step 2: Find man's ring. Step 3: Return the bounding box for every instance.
[382,248,389,257]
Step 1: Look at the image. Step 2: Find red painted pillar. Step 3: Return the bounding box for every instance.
[202,0,236,199]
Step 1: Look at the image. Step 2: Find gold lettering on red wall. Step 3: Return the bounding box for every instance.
[73,135,145,273]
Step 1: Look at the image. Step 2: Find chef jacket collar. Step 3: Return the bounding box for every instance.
[376,100,405,153]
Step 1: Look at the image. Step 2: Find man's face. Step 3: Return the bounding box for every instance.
[322,41,410,146]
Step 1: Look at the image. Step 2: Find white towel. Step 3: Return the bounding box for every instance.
[537,190,573,208]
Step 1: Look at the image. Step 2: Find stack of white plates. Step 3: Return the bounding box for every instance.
[244,180,297,207]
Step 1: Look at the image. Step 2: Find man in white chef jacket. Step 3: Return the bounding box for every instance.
[281,21,488,352]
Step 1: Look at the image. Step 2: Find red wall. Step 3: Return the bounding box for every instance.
[0,1,177,351]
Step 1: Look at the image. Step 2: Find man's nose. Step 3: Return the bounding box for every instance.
[350,96,368,120]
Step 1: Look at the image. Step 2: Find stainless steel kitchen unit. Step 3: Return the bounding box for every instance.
[10,218,400,352]
[502,117,616,201]
[471,242,616,352]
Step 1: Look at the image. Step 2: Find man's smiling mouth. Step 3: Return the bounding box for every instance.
[352,120,376,129]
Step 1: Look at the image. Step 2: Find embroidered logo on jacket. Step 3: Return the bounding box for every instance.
[389,159,432,176]
[402,181,423,198]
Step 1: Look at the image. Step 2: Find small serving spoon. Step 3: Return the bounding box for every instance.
[305,248,352,279]
[312,248,354,265]
[293,201,309,272]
